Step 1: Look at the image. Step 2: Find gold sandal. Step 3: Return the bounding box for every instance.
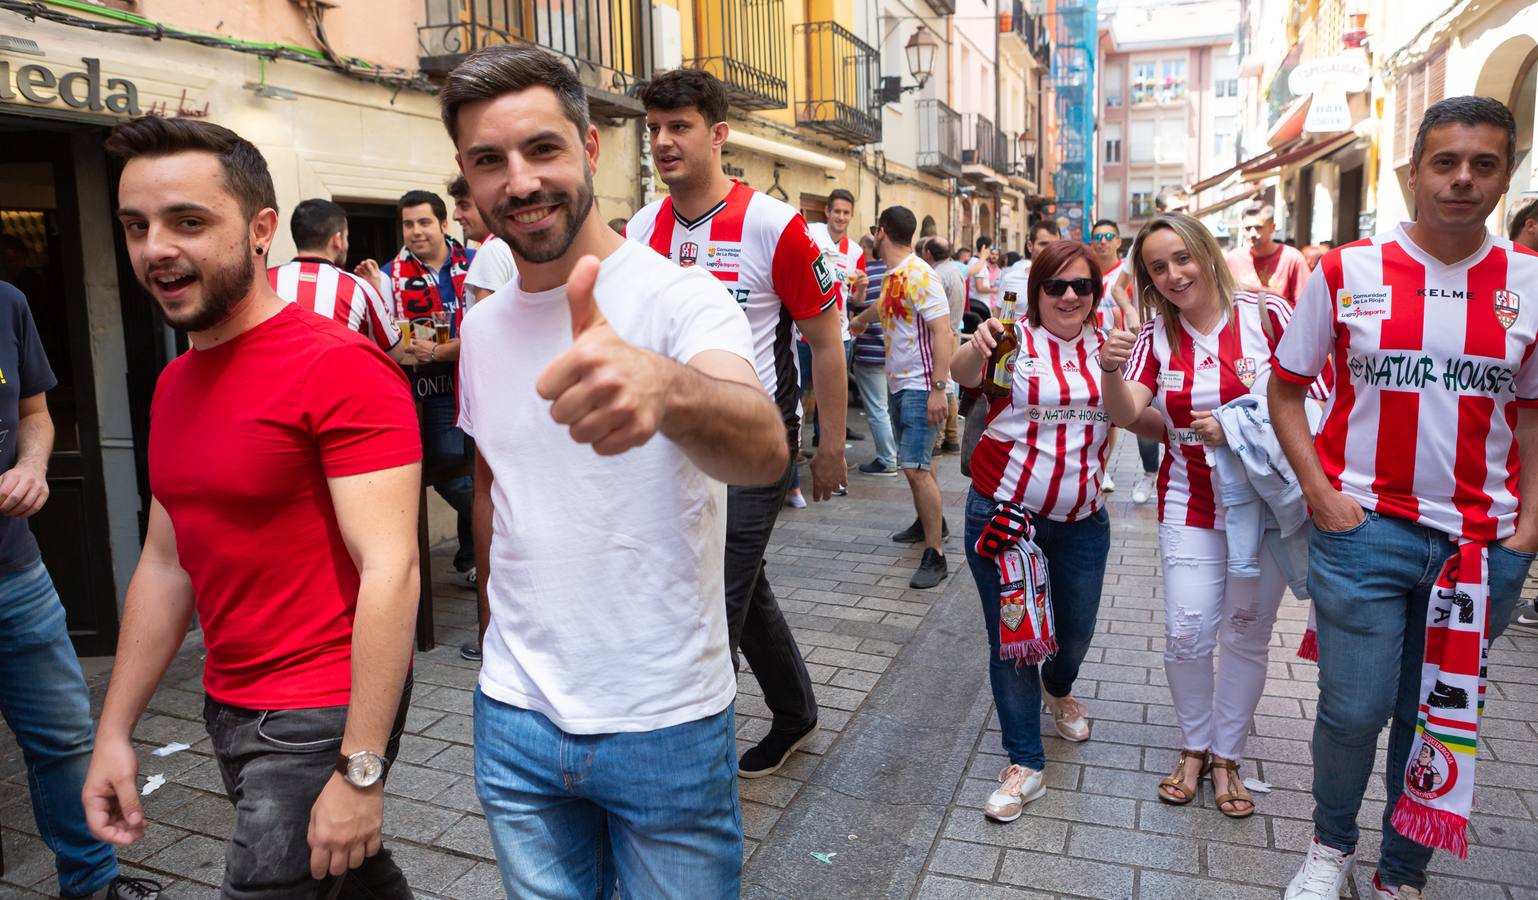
[1157,749,1209,805]
[1210,756,1255,818]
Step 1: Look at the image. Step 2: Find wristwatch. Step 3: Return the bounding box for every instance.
[336,750,389,789]
[931,380,948,391]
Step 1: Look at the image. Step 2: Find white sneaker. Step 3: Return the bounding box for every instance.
[1131,472,1154,504]
[1044,693,1090,742]
[1102,473,1117,493]
[1371,873,1425,899]
[1285,840,1356,899]
[983,764,1045,823]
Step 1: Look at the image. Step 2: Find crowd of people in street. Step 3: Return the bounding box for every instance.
[0,39,1535,900]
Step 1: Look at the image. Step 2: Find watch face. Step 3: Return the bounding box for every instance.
[346,753,384,787]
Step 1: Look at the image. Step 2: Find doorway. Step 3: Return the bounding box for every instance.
[0,119,124,655]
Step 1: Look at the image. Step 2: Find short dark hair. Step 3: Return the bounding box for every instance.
[399,190,447,222]
[1241,203,1276,222]
[927,236,952,261]
[1412,95,1518,171]
[446,175,470,200]
[638,68,729,126]
[878,206,917,245]
[1004,250,1021,267]
[976,235,993,251]
[105,116,276,221]
[1028,220,1061,244]
[827,188,855,210]
[1090,218,1120,236]
[1510,197,1538,241]
[440,45,590,146]
[1154,186,1191,213]
[290,199,348,252]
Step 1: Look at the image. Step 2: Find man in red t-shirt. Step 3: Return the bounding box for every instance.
[81,117,422,900]
[1225,203,1310,306]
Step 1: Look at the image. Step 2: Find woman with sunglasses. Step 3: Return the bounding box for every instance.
[1099,213,1294,819]
[954,240,1163,823]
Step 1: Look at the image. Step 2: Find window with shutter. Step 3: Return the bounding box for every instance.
[1394,72,1410,165]
[1427,46,1447,107]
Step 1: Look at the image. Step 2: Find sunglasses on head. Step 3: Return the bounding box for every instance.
[1090,232,1118,242]
[1041,278,1096,297]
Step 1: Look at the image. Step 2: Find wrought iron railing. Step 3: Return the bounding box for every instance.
[793,21,880,145]
[962,113,998,171]
[688,0,788,110]
[916,99,962,177]
[418,0,653,103]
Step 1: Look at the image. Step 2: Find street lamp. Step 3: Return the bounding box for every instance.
[879,27,939,104]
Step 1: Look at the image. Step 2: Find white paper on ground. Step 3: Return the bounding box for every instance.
[1242,777,1273,793]
[141,773,166,796]
[151,741,191,757]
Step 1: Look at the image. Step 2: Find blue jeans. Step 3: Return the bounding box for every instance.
[474,690,742,899]
[1308,512,1533,890]
[890,389,937,470]
[0,561,118,896]
[852,363,896,467]
[964,489,1110,770]
[422,393,474,569]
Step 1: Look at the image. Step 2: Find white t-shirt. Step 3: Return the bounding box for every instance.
[879,253,952,392]
[807,222,861,342]
[464,235,517,306]
[457,240,754,733]
[997,259,1030,304]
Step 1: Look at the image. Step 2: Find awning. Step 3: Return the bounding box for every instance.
[1242,131,1357,180]
[1191,185,1264,219]
[1189,137,1303,194]
[1266,95,1312,148]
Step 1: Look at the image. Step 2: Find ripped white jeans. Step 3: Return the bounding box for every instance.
[1157,523,1286,761]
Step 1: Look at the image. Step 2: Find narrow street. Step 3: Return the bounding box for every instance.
[4,408,1537,899]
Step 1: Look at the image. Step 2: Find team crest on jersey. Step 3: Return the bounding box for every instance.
[680,241,699,267]
[1234,356,1257,387]
[1495,289,1520,330]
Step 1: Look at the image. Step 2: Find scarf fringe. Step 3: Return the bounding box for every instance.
[1000,637,1058,667]
[1390,796,1470,859]
[1297,628,1319,662]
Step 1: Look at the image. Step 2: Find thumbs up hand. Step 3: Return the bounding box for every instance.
[535,255,675,455]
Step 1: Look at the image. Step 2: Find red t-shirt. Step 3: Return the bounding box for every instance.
[149,304,421,709]
[1226,243,1310,306]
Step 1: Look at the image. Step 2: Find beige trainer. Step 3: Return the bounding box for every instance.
[983,764,1045,822]
[1045,693,1090,742]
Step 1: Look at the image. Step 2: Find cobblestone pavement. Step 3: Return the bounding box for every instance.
[3,411,1537,899]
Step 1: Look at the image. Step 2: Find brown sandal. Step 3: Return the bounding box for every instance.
[1210,756,1255,818]
[1157,749,1210,805]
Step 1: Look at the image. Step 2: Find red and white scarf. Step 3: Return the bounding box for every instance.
[389,237,471,330]
[1390,541,1488,858]
[973,502,1056,664]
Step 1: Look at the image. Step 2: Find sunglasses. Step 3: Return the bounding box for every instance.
[1041,278,1096,297]
[1090,233,1119,242]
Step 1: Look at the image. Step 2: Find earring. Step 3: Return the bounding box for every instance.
[255,247,264,255]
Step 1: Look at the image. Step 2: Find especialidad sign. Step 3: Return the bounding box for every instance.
[1289,56,1371,134]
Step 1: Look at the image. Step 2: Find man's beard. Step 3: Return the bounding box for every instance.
[147,241,253,332]
[490,171,595,264]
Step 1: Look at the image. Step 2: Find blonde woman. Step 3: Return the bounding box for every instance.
[1099,213,1294,818]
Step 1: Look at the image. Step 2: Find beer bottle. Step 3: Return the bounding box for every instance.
[983,291,1020,398]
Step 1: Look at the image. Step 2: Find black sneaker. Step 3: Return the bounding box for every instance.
[459,641,482,662]
[68,876,165,899]
[847,428,866,441]
[910,548,948,589]
[890,517,950,544]
[738,722,819,778]
[858,460,899,477]
[940,440,962,454]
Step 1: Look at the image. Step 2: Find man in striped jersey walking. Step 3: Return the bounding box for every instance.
[1272,96,1538,899]
[269,199,408,363]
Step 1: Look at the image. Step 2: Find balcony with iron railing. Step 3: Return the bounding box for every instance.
[418,0,653,117]
[916,98,962,178]
[687,0,788,111]
[962,113,998,173]
[1007,1,1052,65]
[793,22,880,145]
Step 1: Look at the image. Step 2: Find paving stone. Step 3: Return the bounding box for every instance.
[1136,871,1280,900]
[1066,822,1201,874]
[145,833,227,887]
[441,861,507,900]
[915,875,1052,900]
[996,849,1135,898]
[436,814,494,859]
[385,844,475,893]
[926,838,1001,880]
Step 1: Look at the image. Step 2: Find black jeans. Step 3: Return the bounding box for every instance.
[201,680,414,900]
[422,394,475,570]
[725,459,818,733]
[1137,435,1161,475]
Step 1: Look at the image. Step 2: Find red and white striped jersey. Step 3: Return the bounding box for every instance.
[1272,224,1538,541]
[807,222,865,341]
[627,182,837,431]
[971,323,1112,521]
[1096,260,1125,330]
[1126,291,1290,528]
[268,258,399,353]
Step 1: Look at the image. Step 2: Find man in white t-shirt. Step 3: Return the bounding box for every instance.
[442,46,786,897]
[997,220,1061,301]
[850,206,954,589]
[1272,96,1538,900]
